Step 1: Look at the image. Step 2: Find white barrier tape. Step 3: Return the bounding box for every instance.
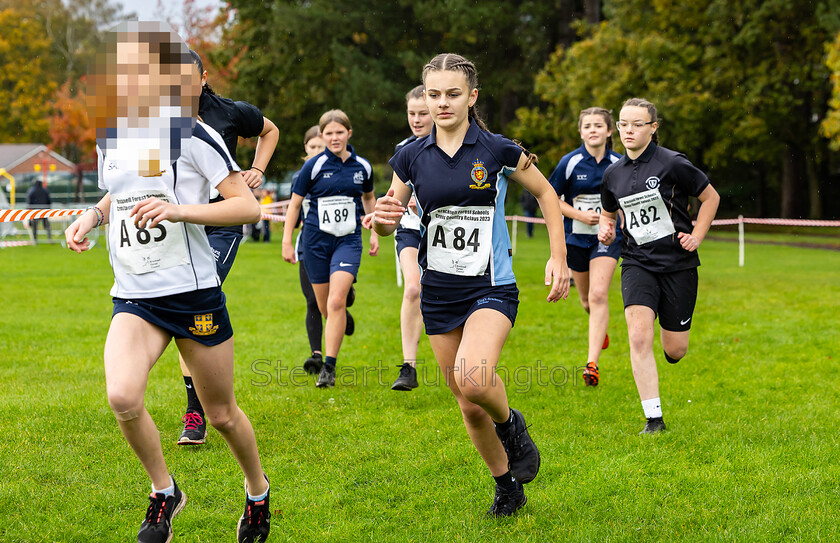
[0,208,86,222]
[504,215,840,228]
[260,200,290,210]
[0,240,35,248]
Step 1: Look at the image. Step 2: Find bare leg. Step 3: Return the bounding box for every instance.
[104,313,172,490]
[398,247,422,365]
[661,328,690,361]
[177,336,267,496]
[586,257,617,363]
[625,305,659,401]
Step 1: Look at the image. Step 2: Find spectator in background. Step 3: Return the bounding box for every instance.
[520,189,538,238]
[27,179,52,243]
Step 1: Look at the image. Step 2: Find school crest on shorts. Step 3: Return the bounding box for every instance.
[469,160,490,190]
[189,313,219,336]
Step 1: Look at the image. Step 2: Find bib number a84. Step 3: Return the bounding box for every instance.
[426,205,493,276]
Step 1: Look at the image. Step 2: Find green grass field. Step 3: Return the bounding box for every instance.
[1,226,839,542]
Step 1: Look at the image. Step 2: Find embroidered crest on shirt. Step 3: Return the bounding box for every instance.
[645,176,661,189]
[189,313,219,336]
[469,160,490,190]
[353,170,364,184]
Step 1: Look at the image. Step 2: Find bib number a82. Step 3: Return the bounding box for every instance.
[618,188,675,245]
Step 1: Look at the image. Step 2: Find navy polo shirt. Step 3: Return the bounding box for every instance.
[549,144,623,248]
[601,142,710,272]
[389,119,524,288]
[292,144,374,237]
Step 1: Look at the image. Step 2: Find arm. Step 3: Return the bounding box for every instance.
[598,210,618,245]
[362,191,379,256]
[131,171,261,229]
[678,184,720,252]
[282,193,304,263]
[558,198,599,225]
[509,153,570,302]
[241,117,280,189]
[66,193,111,253]
[372,172,412,237]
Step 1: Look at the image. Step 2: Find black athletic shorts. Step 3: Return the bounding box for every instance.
[620,265,698,332]
[566,241,620,272]
[420,283,519,335]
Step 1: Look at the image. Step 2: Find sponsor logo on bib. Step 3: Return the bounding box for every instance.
[469,160,490,190]
[189,313,219,336]
[645,176,660,189]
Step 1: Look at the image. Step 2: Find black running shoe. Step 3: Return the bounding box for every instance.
[345,311,355,336]
[346,286,356,307]
[316,364,336,388]
[640,416,666,434]
[486,481,527,518]
[494,409,540,484]
[303,352,323,375]
[177,410,206,445]
[391,363,418,391]
[237,474,271,543]
[137,479,187,543]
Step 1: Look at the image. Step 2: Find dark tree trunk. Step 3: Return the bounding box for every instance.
[584,0,601,23]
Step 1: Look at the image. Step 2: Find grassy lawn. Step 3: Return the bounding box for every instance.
[1,224,838,542]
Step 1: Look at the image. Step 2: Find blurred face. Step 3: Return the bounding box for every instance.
[304,136,325,158]
[617,105,657,154]
[406,97,432,138]
[579,114,611,149]
[423,70,477,131]
[321,121,351,155]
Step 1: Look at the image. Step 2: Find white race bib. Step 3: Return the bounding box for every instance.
[400,208,421,231]
[618,188,676,245]
[427,205,493,276]
[571,193,601,235]
[318,195,356,237]
[112,190,189,275]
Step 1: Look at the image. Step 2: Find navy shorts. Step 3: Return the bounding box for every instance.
[566,241,620,272]
[621,265,698,332]
[207,229,242,283]
[420,283,519,335]
[395,226,421,256]
[112,287,233,346]
[302,228,362,284]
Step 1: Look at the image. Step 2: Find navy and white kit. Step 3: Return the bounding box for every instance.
[198,90,265,282]
[393,135,422,256]
[600,142,710,332]
[292,144,374,284]
[389,119,524,335]
[100,121,239,346]
[548,144,622,272]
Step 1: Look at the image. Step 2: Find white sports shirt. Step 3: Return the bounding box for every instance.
[97,121,240,298]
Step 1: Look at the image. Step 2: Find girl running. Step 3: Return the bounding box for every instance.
[598,97,720,434]
[548,107,622,387]
[391,85,433,391]
[69,22,270,543]
[373,53,570,517]
[282,110,378,388]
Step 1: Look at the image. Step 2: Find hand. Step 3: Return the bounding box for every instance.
[373,188,406,226]
[282,240,296,263]
[581,209,600,226]
[598,221,616,246]
[65,210,98,253]
[131,198,180,229]
[678,232,701,252]
[241,169,264,188]
[361,213,374,230]
[369,233,379,256]
[544,256,570,302]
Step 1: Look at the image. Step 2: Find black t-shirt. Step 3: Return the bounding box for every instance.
[198,90,265,233]
[601,143,710,272]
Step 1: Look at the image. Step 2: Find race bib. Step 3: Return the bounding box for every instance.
[571,193,601,235]
[318,195,356,237]
[400,208,421,231]
[112,190,189,274]
[618,188,676,245]
[427,205,493,276]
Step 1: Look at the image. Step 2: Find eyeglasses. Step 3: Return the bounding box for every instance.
[616,121,655,131]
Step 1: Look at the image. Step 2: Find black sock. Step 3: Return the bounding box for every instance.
[325,356,337,370]
[493,471,519,492]
[494,408,514,432]
[664,351,681,364]
[184,376,203,415]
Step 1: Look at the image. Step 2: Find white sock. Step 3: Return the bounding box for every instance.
[152,476,175,498]
[248,484,269,502]
[641,397,662,419]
